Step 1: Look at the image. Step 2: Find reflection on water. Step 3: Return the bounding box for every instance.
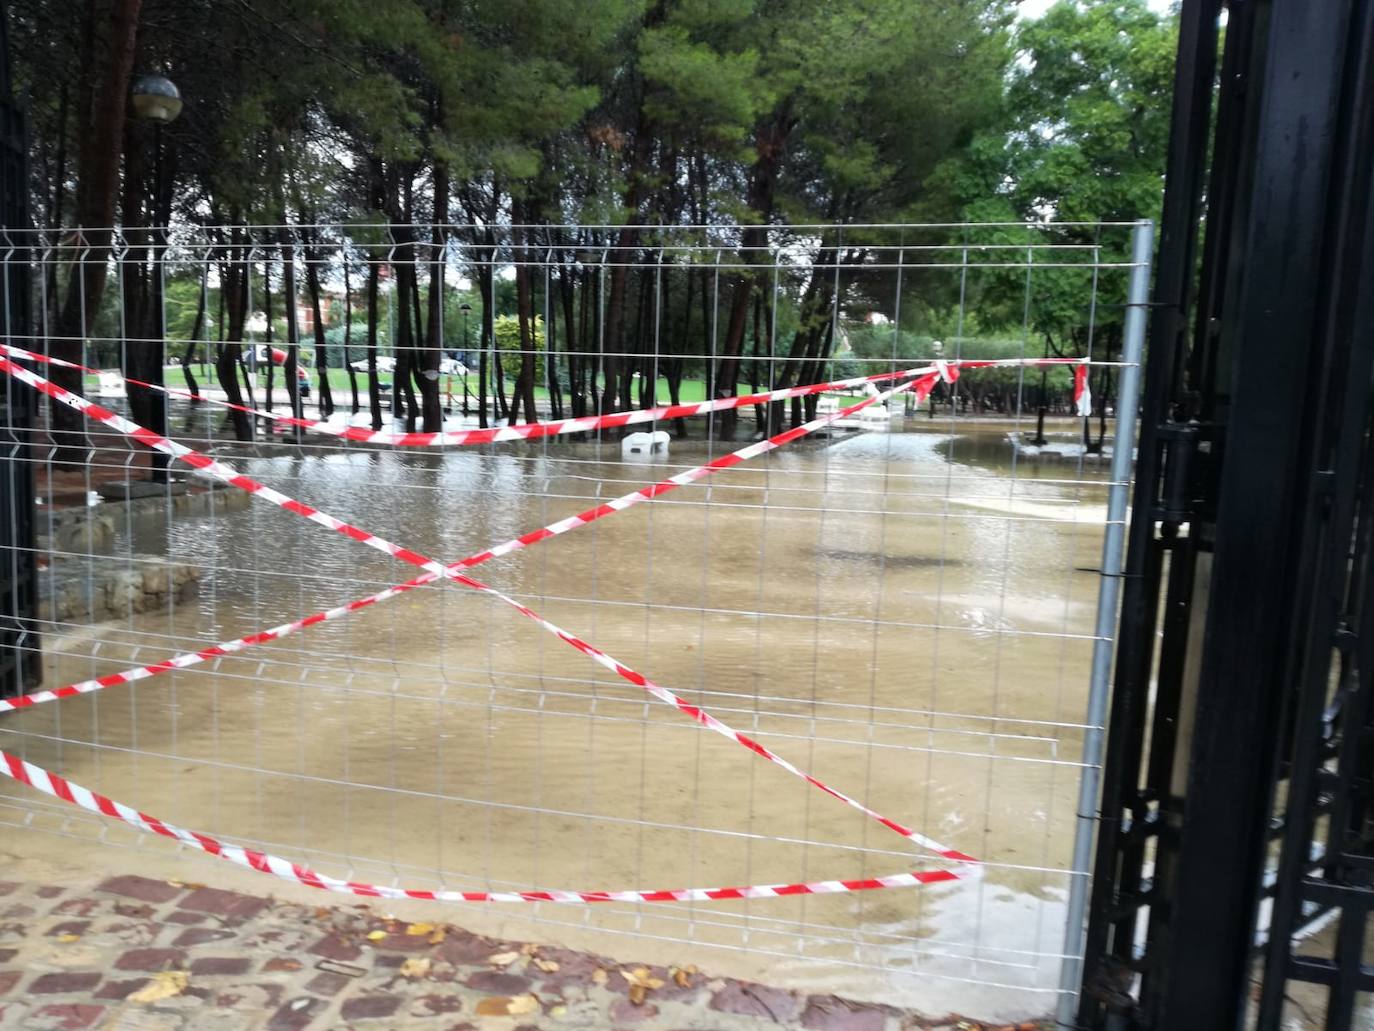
[4,416,1115,1019]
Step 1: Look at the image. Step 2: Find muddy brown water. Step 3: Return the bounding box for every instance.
[2,417,1115,1019]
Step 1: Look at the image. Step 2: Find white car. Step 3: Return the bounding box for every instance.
[439,357,468,375]
[350,356,397,374]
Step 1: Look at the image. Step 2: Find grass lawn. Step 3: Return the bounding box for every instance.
[90,368,877,407]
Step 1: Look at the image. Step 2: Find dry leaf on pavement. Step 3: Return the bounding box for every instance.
[365,930,387,941]
[128,971,189,1003]
[404,922,434,936]
[399,957,431,979]
[532,957,560,973]
[475,994,540,1016]
[590,968,609,985]
[488,951,520,967]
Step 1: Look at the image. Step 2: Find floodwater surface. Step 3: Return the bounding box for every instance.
[2,414,1116,1020]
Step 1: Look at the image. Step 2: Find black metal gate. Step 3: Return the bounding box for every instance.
[1074,0,1374,1028]
[0,4,37,699]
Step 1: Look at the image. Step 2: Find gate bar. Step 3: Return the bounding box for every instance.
[1055,219,1153,1027]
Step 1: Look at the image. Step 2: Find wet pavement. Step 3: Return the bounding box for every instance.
[0,877,1042,1030]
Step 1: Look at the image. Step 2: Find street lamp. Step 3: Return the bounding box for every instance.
[460,302,472,416]
[131,75,183,123]
[130,74,182,482]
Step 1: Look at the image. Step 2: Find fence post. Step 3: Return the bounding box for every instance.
[1055,218,1153,1026]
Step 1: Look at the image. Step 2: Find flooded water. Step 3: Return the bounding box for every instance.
[2,414,1116,1019]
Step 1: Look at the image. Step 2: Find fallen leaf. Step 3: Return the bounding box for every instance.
[475,994,540,1016]
[313,907,331,920]
[128,970,189,1003]
[549,1004,568,1017]
[366,930,387,942]
[619,967,665,990]
[56,934,81,944]
[533,957,560,973]
[671,965,695,988]
[628,983,647,1006]
[427,929,446,945]
[165,879,184,888]
[488,951,520,967]
[508,994,540,1016]
[591,968,609,985]
[521,942,540,955]
[399,957,430,979]
[405,922,434,937]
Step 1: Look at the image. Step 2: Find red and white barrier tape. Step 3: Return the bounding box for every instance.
[1073,363,1092,417]
[0,372,936,714]
[4,356,970,867]
[0,342,1086,447]
[1,342,937,446]
[0,748,962,902]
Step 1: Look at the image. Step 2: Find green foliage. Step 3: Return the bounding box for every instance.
[493,314,545,380]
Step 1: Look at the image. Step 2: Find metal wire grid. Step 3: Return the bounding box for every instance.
[0,222,1143,1016]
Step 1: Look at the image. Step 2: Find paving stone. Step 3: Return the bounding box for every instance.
[0,884,17,897]
[93,920,164,946]
[52,899,102,919]
[0,950,16,964]
[212,983,284,1010]
[36,887,66,899]
[94,978,150,1000]
[0,970,20,995]
[174,927,236,947]
[610,998,660,1022]
[463,969,531,995]
[178,888,268,922]
[436,931,504,965]
[801,996,889,1031]
[91,978,149,1006]
[307,934,361,962]
[96,876,182,904]
[114,947,185,971]
[261,957,303,973]
[113,902,158,919]
[165,911,206,925]
[409,992,464,1016]
[709,980,804,1022]
[190,957,252,976]
[30,971,103,993]
[266,996,327,1030]
[304,971,351,996]
[340,995,402,1020]
[25,1003,106,1029]
[47,921,91,938]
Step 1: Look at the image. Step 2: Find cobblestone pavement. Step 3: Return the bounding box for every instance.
[0,877,1041,1031]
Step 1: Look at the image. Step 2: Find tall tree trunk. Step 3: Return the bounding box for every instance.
[262,256,275,413]
[304,233,334,417]
[420,160,447,432]
[179,263,207,402]
[215,227,253,440]
[508,222,538,425]
[366,252,383,431]
[343,257,359,413]
[560,261,582,418]
[48,0,142,454]
[281,234,303,438]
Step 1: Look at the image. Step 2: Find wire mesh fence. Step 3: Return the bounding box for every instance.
[0,220,1148,1018]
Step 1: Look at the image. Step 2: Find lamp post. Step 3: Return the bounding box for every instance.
[130,74,182,482]
[460,302,472,416]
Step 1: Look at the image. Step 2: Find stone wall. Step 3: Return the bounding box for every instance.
[38,556,202,625]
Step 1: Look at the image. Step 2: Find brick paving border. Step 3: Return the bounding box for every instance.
[0,876,1043,1030]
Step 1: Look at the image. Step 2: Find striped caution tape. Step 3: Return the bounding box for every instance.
[0,748,965,903]
[4,356,971,866]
